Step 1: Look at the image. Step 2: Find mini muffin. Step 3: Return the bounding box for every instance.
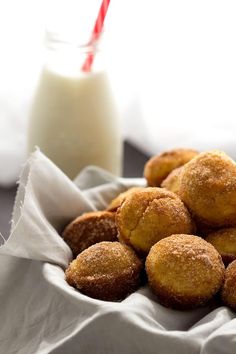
[107,187,144,212]
[161,166,183,195]
[146,234,225,310]
[116,187,195,255]
[221,260,236,311]
[62,211,117,257]
[65,241,142,301]
[179,150,236,229]
[144,148,198,187]
[206,228,236,265]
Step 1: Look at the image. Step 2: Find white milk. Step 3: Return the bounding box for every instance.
[28,67,122,179]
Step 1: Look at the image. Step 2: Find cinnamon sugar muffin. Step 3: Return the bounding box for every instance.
[206,227,236,265]
[146,234,225,310]
[179,150,236,228]
[221,260,236,311]
[62,211,117,257]
[144,148,198,187]
[161,166,183,195]
[116,187,195,255]
[65,241,142,301]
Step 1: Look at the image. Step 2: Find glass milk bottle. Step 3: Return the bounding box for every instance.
[28,31,123,179]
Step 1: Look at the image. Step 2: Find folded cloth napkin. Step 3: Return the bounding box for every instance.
[0,150,235,354]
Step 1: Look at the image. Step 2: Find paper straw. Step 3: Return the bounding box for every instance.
[82,0,111,72]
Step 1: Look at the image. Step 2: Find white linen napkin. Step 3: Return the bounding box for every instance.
[0,150,235,354]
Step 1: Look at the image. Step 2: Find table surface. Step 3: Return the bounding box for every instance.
[0,141,149,239]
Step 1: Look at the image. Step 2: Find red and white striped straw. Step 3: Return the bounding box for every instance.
[82,0,111,72]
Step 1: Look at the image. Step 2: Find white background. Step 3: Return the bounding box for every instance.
[1,0,236,185]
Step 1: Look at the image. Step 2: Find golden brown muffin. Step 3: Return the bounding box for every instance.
[221,260,236,311]
[161,166,183,195]
[62,211,117,257]
[179,150,236,229]
[107,187,144,212]
[146,234,225,310]
[144,148,198,187]
[206,228,236,265]
[65,241,142,301]
[116,187,195,255]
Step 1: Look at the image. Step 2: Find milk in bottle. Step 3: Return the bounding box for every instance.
[28,31,123,179]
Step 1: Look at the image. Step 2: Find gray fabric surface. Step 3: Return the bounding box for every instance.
[0,150,235,354]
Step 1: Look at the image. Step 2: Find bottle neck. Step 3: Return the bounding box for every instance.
[44,31,102,76]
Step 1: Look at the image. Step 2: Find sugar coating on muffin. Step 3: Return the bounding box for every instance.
[221,260,236,311]
[146,234,225,310]
[116,187,195,255]
[65,241,142,301]
[144,148,198,187]
[161,166,183,195]
[179,150,236,228]
[206,227,236,265]
[62,211,118,257]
